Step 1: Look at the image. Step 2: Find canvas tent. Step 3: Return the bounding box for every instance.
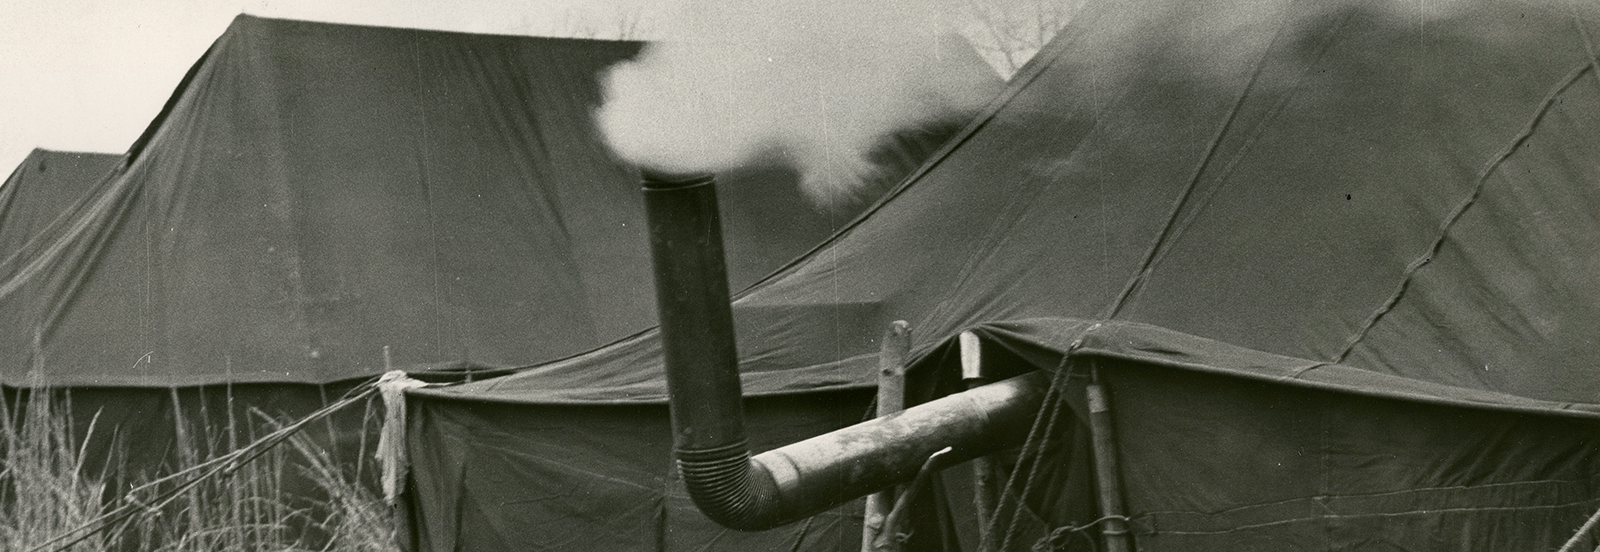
[0,13,975,505]
[405,0,1600,550]
[0,15,904,389]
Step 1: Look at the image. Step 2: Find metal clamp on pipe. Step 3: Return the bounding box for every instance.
[643,170,1051,530]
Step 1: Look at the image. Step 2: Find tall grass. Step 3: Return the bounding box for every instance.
[0,390,108,552]
[0,387,398,552]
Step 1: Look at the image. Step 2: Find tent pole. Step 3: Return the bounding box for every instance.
[1086,367,1132,552]
[863,321,911,552]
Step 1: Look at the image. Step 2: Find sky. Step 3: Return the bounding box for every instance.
[0,0,679,177]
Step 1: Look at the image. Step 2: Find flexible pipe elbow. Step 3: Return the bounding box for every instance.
[677,444,786,530]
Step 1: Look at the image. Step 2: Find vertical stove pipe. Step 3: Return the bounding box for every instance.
[642,170,746,455]
[642,170,1052,531]
[640,170,764,526]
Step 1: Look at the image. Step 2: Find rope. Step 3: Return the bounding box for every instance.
[1031,515,1130,552]
[980,359,1076,551]
[25,379,380,552]
[1557,503,1600,552]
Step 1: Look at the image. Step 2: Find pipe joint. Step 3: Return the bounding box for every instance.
[677,441,786,530]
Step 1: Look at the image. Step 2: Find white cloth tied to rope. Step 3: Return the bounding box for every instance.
[376,370,429,505]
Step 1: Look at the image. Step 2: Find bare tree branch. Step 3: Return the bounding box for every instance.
[955,0,1081,78]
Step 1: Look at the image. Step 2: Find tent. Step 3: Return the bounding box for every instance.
[0,12,974,526]
[0,15,920,389]
[1,149,123,263]
[404,0,1600,550]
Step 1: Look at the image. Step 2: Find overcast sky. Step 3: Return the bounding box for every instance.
[0,0,677,177]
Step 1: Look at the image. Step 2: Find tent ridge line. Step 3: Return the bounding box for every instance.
[1333,60,1595,365]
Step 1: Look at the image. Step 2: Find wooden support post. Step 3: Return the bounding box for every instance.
[863,321,911,552]
[960,331,1000,550]
[1086,369,1132,552]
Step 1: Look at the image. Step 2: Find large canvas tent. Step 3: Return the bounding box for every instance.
[0,12,974,505]
[405,0,1600,550]
[0,15,932,389]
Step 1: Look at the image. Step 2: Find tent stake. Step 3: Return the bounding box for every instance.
[863,321,911,552]
[1086,368,1132,552]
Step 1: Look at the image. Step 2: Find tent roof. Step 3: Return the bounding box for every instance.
[0,15,977,387]
[1,149,122,261]
[430,0,1600,413]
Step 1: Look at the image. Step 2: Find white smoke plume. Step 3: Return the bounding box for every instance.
[595,0,998,206]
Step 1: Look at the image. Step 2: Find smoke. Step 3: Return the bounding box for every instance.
[1059,0,1590,96]
[594,0,1596,206]
[595,0,998,206]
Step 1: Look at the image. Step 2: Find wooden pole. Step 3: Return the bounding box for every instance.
[1086,368,1132,552]
[960,332,1000,551]
[863,321,911,552]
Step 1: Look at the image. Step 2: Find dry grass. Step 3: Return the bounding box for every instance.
[0,390,108,552]
[0,386,397,552]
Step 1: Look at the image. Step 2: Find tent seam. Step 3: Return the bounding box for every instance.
[1334,60,1595,364]
[410,37,456,363]
[922,168,1056,328]
[1102,6,1294,320]
[1118,11,1359,309]
[1570,3,1600,86]
[724,21,1075,301]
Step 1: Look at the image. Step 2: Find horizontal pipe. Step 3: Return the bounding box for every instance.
[642,171,1052,530]
[742,370,1051,529]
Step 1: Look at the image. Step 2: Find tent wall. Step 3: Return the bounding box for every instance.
[405,389,875,551]
[871,328,1600,551]
[863,321,1600,551]
[1100,359,1600,551]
